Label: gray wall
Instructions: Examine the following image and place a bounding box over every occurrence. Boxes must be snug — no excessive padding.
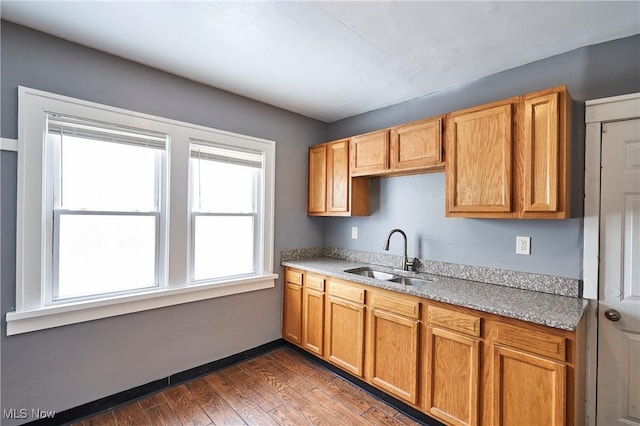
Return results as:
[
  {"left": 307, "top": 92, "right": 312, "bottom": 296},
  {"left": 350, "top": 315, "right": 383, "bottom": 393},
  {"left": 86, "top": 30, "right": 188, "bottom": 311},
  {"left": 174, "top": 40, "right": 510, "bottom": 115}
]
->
[
  {"left": 0, "top": 22, "right": 325, "bottom": 423},
  {"left": 324, "top": 34, "right": 640, "bottom": 279},
  {"left": 2, "top": 17, "right": 639, "bottom": 424}
]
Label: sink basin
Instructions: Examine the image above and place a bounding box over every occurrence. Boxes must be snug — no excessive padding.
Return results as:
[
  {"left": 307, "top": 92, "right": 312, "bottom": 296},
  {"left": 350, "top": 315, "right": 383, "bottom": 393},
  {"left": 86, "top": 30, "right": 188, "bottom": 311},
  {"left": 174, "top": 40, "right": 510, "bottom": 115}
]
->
[
  {"left": 389, "top": 276, "right": 433, "bottom": 286},
  {"left": 344, "top": 267, "right": 433, "bottom": 285},
  {"left": 344, "top": 267, "right": 395, "bottom": 280}
]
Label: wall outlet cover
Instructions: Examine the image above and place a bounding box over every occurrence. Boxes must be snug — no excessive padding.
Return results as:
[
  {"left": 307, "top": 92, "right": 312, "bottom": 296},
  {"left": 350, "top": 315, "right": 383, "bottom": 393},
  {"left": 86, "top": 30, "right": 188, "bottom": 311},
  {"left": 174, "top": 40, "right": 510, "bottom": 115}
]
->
[
  {"left": 351, "top": 226, "right": 358, "bottom": 239},
  {"left": 516, "top": 236, "right": 531, "bottom": 255}
]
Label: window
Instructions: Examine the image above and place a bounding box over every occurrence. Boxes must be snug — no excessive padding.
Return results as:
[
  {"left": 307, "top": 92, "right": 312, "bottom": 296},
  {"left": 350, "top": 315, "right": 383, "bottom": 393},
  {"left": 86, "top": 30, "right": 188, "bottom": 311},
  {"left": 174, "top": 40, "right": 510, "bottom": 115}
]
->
[
  {"left": 48, "top": 116, "right": 167, "bottom": 301},
  {"left": 190, "top": 142, "right": 263, "bottom": 282},
  {"left": 8, "top": 86, "right": 276, "bottom": 335}
]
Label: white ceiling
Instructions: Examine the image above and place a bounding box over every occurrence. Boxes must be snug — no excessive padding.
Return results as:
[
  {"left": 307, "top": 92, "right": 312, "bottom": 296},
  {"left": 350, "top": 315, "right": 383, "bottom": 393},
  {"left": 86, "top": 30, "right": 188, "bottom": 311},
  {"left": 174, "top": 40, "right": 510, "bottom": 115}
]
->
[{"left": 2, "top": 1, "right": 639, "bottom": 122}]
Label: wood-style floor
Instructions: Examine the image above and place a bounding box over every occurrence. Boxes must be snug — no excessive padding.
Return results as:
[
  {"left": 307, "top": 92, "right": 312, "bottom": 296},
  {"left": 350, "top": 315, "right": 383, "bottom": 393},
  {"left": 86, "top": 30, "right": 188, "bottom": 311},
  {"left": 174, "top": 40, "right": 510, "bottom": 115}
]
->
[{"left": 72, "top": 346, "right": 423, "bottom": 426}]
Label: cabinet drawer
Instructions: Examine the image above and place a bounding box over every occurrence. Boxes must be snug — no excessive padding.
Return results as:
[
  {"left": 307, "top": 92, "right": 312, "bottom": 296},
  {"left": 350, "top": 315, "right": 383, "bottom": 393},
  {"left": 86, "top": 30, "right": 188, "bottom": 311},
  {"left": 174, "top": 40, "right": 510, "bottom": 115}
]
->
[
  {"left": 285, "top": 269, "right": 303, "bottom": 286},
  {"left": 371, "top": 292, "right": 420, "bottom": 319},
  {"left": 428, "top": 305, "right": 481, "bottom": 337},
  {"left": 305, "top": 273, "right": 325, "bottom": 291},
  {"left": 493, "top": 322, "right": 566, "bottom": 361},
  {"left": 328, "top": 280, "right": 365, "bottom": 304}
]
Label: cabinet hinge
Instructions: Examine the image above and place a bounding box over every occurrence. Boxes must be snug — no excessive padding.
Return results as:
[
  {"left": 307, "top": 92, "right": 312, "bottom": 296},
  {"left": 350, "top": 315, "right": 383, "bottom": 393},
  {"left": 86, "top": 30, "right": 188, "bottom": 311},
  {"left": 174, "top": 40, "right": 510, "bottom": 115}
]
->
[{"left": 602, "top": 124, "right": 607, "bottom": 133}]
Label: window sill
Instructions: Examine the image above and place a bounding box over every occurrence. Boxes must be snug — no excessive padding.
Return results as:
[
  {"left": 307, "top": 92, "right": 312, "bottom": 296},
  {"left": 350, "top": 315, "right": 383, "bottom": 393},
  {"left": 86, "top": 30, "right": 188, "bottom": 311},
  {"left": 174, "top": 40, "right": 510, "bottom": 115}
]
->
[{"left": 6, "top": 274, "right": 278, "bottom": 335}]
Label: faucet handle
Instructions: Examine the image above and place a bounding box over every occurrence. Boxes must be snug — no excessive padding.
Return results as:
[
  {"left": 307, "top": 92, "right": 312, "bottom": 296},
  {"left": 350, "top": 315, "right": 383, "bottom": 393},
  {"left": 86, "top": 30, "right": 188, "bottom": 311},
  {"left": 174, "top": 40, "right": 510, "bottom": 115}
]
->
[{"left": 406, "top": 257, "right": 415, "bottom": 272}]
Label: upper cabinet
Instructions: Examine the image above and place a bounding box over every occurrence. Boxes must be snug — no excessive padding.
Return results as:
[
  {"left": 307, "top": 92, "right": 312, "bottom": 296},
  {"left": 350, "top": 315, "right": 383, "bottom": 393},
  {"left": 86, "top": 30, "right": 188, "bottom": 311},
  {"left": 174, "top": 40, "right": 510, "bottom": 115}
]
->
[
  {"left": 307, "top": 144, "right": 328, "bottom": 214},
  {"left": 307, "top": 138, "right": 370, "bottom": 217},
  {"left": 446, "top": 100, "right": 516, "bottom": 214},
  {"left": 391, "top": 117, "right": 444, "bottom": 173},
  {"left": 308, "top": 85, "right": 572, "bottom": 219},
  {"left": 308, "top": 116, "right": 444, "bottom": 216},
  {"left": 350, "top": 129, "right": 390, "bottom": 176},
  {"left": 522, "top": 90, "right": 568, "bottom": 217},
  {"left": 446, "top": 86, "right": 572, "bottom": 219},
  {"left": 350, "top": 117, "right": 445, "bottom": 177}
]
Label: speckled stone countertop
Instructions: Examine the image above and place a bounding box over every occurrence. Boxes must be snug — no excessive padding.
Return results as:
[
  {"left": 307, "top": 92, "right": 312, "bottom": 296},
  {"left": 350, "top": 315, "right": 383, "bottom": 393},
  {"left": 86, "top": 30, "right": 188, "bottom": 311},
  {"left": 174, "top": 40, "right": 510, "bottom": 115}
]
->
[{"left": 281, "top": 257, "right": 588, "bottom": 331}]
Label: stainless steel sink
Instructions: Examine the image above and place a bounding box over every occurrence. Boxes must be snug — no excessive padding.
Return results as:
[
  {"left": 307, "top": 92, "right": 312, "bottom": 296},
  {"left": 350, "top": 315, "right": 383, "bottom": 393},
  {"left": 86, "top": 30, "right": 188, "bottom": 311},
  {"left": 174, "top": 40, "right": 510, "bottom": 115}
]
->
[
  {"left": 344, "top": 267, "right": 395, "bottom": 280},
  {"left": 344, "top": 267, "right": 433, "bottom": 286},
  {"left": 389, "top": 276, "right": 433, "bottom": 286}
]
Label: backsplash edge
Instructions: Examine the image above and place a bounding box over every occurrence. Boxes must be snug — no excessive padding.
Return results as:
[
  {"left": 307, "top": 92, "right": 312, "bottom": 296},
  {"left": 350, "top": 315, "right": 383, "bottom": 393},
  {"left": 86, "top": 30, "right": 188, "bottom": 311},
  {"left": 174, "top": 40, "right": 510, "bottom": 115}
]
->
[{"left": 280, "top": 247, "right": 582, "bottom": 297}]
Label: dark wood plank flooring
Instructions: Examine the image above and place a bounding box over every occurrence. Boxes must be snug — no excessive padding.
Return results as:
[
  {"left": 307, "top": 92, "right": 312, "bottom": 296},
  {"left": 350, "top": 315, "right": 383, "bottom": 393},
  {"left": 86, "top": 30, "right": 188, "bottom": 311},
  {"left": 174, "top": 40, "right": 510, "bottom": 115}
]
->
[{"left": 72, "top": 346, "right": 422, "bottom": 425}]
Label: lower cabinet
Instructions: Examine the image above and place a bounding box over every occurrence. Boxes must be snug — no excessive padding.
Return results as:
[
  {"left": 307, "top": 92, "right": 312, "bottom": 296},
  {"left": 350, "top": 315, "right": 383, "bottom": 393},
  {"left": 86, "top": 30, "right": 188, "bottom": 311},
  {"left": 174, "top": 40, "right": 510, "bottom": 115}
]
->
[
  {"left": 491, "top": 345, "right": 566, "bottom": 426},
  {"left": 325, "top": 279, "right": 366, "bottom": 376},
  {"left": 367, "top": 291, "right": 420, "bottom": 404},
  {"left": 302, "top": 273, "right": 325, "bottom": 356},
  {"left": 489, "top": 321, "right": 570, "bottom": 426},
  {"left": 425, "top": 304, "right": 481, "bottom": 426},
  {"left": 282, "top": 267, "right": 585, "bottom": 426},
  {"left": 282, "top": 269, "right": 303, "bottom": 345}
]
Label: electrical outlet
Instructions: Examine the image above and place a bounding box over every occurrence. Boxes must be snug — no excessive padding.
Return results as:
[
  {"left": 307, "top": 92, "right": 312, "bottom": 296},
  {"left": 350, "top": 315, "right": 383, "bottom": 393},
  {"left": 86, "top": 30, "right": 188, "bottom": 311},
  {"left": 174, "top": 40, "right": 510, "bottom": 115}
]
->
[
  {"left": 516, "top": 236, "right": 531, "bottom": 255},
  {"left": 351, "top": 226, "right": 358, "bottom": 239}
]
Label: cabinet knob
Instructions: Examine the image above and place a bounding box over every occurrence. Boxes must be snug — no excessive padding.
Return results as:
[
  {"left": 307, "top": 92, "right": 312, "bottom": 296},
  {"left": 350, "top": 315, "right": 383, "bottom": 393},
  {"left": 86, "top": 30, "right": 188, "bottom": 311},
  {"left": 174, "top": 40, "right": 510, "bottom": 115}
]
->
[{"left": 604, "top": 309, "right": 621, "bottom": 322}]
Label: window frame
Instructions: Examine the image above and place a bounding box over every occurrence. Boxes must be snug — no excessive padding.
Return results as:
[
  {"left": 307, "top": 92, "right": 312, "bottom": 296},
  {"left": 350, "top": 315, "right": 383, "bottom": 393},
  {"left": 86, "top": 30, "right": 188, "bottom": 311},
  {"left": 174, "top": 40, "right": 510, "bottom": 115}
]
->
[
  {"left": 8, "top": 86, "right": 277, "bottom": 335},
  {"left": 47, "top": 120, "right": 168, "bottom": 303},
  {"left": 188, "top": 140, "right": 265, "bottom": 284}
]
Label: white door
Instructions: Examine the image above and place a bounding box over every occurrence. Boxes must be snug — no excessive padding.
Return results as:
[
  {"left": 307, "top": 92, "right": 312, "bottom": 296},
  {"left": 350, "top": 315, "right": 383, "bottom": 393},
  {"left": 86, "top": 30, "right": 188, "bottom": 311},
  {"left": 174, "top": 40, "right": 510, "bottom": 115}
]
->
[{"left": 598, "top": 118, "right": 640, "bottom": 425}]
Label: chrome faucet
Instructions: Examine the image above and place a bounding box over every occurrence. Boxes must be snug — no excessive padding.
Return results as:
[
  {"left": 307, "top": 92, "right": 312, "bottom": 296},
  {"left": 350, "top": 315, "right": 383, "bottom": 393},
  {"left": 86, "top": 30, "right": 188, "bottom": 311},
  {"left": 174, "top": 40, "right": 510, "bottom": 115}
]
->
[{"left": 383, "top": 228, "right": 415, "bottom": 271}]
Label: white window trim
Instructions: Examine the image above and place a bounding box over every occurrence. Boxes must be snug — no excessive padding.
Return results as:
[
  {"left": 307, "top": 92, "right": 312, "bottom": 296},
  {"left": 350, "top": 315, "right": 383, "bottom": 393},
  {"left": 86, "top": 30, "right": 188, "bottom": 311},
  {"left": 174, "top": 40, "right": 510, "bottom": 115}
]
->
[
  {"left": 1, "top": 137, "right": 18, "bottom": 151},
  {"left": 7, "top": 86, "right": 277, "bottom": 335}
]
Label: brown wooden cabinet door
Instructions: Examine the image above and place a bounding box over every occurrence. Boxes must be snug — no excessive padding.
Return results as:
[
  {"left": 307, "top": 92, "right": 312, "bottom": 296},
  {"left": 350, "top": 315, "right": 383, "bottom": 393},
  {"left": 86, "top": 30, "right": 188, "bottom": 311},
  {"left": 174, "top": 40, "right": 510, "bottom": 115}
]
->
[
  {"left": 308, "top": 138, "right": 369, "bottom": 217},
  {"left": 523, "top": 91, "right": 560, "bottom": 213},
  {"left": 302, "top": 287, "right": 324, "bottom": 356},
  {"left": 445, "top": 86, "right": 570, "bottom": 219},
  {"left": 350, "top": 129, "right": 390, "bottom": 176},
  {"left": 425, "top": 326, "right": 480, "bottom": 426},
  {"left": 307, "top": 145, "right": 327, "bottom": 214},
  {"left": 367, "top": 308, "right": 420, "bottom": 404},
  {"left": 327, "top": 140, "right": 349, "bottom": 213},
  {"left": 492, "top": 345, "right": 566, "bottom": 426},
  {"left": 325, "top": 295, "right": 365, "bottom": 377},
  {"left": 446, "top": 102, "right": 514, "bottom": 215},
  {"left": 283, "top": 281, "right": 303, "bottom": 345},
  {"left": 391, "top": 118, "right": 443, "bottom": 171}
]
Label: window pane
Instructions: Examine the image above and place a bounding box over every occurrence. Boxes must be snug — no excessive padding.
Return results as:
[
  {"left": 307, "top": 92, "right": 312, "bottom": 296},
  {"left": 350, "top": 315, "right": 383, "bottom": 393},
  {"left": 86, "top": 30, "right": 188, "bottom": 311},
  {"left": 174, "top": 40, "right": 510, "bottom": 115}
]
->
[
  {"left": 56, "top": 215, "right": 157, "bottom": 300},
  {"left": 192, "top": 159, "right": 258, "bottom": 213},
  {"left": 193, "top": 216, "right": 255, "bottom": 281},
  {"left": 59, "top": 134, "right": 159, "bottom": 211}
]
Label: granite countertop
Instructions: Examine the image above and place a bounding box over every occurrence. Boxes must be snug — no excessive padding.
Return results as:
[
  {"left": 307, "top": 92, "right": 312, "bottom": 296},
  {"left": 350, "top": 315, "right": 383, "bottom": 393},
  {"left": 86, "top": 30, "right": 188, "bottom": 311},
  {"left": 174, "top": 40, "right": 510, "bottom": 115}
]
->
[{"left": 281, "top": 257, "right": 588, "bottom": 331}]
